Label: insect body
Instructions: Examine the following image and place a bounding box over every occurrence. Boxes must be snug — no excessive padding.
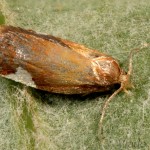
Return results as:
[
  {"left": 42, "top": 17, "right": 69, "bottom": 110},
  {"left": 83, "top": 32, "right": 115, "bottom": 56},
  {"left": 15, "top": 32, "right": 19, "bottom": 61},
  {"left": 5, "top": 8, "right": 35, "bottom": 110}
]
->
[{"left": 0, "top": 25, "right": 128, "bottom": 94}]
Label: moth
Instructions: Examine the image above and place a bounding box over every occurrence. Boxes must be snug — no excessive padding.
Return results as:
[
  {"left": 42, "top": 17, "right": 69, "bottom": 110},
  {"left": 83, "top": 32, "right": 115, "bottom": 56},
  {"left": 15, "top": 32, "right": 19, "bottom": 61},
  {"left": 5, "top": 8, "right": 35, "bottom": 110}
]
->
[
  {"left": 0, "top": 25, "right": 147, "bottom": 138},
  {"left": 0, "top": 25, "right": 130, "bottom": 94}
]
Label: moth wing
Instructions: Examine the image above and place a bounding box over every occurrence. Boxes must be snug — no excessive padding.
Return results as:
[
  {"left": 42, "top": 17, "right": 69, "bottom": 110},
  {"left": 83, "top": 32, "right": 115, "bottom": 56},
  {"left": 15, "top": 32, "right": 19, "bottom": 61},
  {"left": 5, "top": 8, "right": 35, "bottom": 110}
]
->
[
  {"left": 59, "top": 38, "right": 107, "bottom": 59},
  {"left": 0, "top": 26, "right": 104, "bottom": 94}
]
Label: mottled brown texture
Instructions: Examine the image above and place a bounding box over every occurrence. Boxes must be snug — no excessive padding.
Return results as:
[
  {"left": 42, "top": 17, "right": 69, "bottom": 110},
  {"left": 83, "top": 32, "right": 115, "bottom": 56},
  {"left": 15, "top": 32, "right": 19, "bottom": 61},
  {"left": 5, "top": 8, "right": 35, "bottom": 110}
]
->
[{"left": 0, "top": 25, "right": 123, "bottom": 94}]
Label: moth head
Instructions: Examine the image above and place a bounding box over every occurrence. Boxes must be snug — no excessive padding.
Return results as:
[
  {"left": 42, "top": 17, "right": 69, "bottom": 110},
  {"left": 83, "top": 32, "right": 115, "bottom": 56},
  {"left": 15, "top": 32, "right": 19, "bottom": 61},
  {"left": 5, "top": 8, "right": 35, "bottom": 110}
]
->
[
  {"left": 119, "top": 70, "right": 133, "bottom": 94},
  {"left": 121, "top": 43, "right": 149, "bottom": 90},
  {"left": 118, "top": 45, "right": 146, "bottom": 93}
]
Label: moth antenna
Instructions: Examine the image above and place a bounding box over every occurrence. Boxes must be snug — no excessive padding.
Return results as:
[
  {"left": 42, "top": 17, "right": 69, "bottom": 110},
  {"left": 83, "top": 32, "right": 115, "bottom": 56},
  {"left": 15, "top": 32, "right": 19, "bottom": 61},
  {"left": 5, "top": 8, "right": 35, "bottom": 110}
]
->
[
  {"left": 98, "top": 85, "right": 123, "bottom": 140},
  {"left": 128, "top": 43, "right": 149, "bottom": 76},
  {"left": 98, "top": 43, "right": 149, "bottom": 141}
]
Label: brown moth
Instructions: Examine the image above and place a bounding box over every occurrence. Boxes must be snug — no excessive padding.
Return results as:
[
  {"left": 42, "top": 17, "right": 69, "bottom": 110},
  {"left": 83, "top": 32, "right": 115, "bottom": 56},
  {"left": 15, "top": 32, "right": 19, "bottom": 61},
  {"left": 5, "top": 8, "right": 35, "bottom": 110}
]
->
[
  {"left": 0, "top": 25, "right": 129, "bottom": 94},
  {"left": 0, "top": 25, "right": 148, "bottom": 138}
]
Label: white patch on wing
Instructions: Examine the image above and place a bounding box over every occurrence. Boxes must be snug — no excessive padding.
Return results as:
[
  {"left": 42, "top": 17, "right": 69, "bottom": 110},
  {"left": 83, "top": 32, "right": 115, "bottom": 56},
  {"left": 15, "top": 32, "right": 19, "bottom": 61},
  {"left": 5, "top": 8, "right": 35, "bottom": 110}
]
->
[{"left": 5, "top": 67, "right": 36, "bottom": 88}]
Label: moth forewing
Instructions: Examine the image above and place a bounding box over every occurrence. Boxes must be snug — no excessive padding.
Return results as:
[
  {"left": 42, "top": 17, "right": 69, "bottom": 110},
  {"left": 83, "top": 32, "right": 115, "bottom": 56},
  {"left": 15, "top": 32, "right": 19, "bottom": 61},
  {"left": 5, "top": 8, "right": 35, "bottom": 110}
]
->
[{"left": 0, "top": 25, "right": 123, "bottom": 94}]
